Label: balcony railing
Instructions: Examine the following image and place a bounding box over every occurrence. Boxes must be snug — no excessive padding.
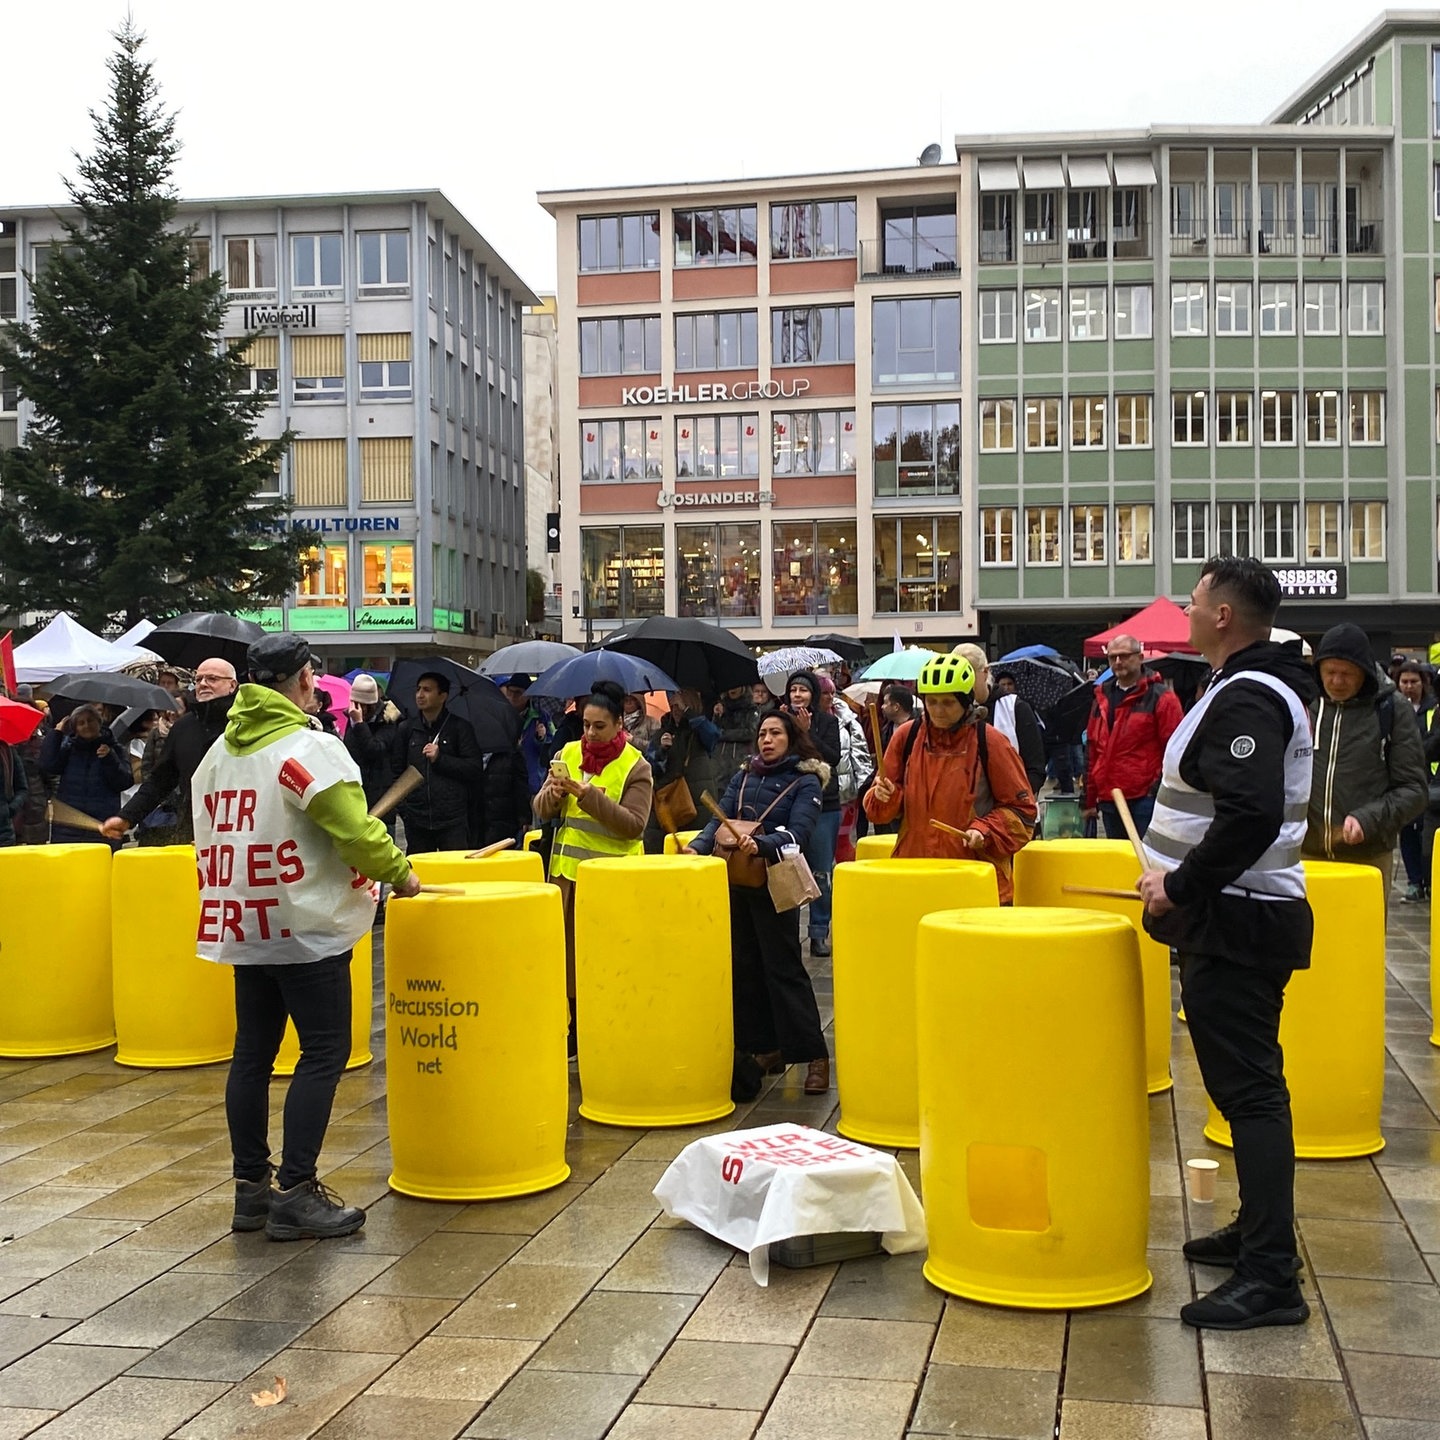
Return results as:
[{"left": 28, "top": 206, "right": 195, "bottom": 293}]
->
[
  {"left": 1169, "top": 218, "right": 1383, "bottom": 258},
  {"left": 979, "top": 222, "right": 1151, "bottom": 264},
  {"left": 859, "top": 239, "right": 959, "bottom": 281}
]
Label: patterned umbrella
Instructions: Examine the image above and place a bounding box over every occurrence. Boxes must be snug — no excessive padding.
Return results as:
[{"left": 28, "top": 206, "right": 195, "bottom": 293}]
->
[
  {"left": 756, "top": 645, "right": 843, "bottom": 677},
  {"left": 989, "top": 656, "right": 1083, "bottom": 715}
]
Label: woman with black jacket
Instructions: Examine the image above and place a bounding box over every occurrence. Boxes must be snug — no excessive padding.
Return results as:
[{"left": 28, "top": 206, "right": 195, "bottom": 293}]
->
[
  {"left": 39, "top": 705, "right": 130, "bottom": 847},
  {"left": 783, "top": 669, "right": 842, "bottom": 957},
  {"left": 343, "top": 676, "right": 400, "bottom": 818}
]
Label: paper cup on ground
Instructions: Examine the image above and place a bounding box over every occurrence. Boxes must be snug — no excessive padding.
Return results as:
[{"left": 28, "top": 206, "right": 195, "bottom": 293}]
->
[{"left": 1186, "top": 1158, "right": 1220, "bottom": 1203}]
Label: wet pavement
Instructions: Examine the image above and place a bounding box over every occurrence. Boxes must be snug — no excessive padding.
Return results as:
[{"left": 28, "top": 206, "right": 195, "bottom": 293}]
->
[{"left": 0, "top": 899, "right": 1432, "bottom": 1438}]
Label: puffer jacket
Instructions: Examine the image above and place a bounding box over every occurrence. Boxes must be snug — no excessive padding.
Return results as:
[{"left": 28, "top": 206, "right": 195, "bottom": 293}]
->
[
  {"left": 688, "top": 755, "right": 826, "bottom": 862},
  {"left": 1084, "top": 669, "right": 1183, "bottom": 809},
  {"left": 393, "top": 706, "right": 485, "bottom": 830},
  {"left": 835, "top": 704, "right": 874, "bottom": 804},
  {"left": 1305, "top": 623, "right": 1427, "bottom": 859},
  {"left": 39, "top": 725, "right": 130, "bottom": 841}
]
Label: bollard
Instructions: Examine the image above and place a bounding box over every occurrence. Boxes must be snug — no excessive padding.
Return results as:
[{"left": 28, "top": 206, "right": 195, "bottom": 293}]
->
[
  {"left": 575, "top": 854, "right": 733, "bottom": 1127},
  {"left": 409, "top": 850, "right": 545, "bottom": 885},
  {"left": 113, "top": 847, "right": 234, "bottom": 1068},
  {"left": 918, "top": 907, "right": 1151, "bottom": 1309},
  {"left": 386, "top": 881, "right": 570, "bottom": 1199},
  {"left": 1012, "top": 840, "right": 1172, "bottom": 1095},
  {"left": 273, "top": 933, "right": 374, "bottom": 1076},
  {"left": 833, "top": 859, "right": 998, "bottom": 1148},
  {"left": 661, "top": 829, "right": 702, "bottom": 856},
  {"left": 854, "top": 833, "right": 898, "bottom": 861},
  {"left": 1204, "top": 860, "right": 1385, "bottom": 1158}
]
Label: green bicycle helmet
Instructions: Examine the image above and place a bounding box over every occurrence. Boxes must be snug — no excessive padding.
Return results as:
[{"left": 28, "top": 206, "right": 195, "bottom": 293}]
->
[{"left": 916, "top": 653, "right": 976, "bottom": 696}]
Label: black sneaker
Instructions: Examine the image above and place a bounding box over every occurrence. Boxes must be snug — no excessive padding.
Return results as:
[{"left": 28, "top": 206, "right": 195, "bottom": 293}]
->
[
  {"left": 809, "top": 936, "right": 832, "bottom": 958},
  {"left": 265, "top": 1178, "right": 366, "bottom": 1241},
  {"left": 232, "top": 1176, "right": 272, "bottom": 1233},
  {"left": 1180, "top": 1272, "right": 1309, "bottom": 1330},
  {"left": 1182, "top": 1220, "right": 1242, "bottom": 1267}
]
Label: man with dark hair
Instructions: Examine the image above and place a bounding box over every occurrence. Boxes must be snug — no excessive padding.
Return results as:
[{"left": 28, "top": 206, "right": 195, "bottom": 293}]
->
[
  {"left": 393, "top": 670, "right": 484, "bottom": 853},
  {"left": 1138, "top": 555, "right": 1316, "bottom": 1330}
]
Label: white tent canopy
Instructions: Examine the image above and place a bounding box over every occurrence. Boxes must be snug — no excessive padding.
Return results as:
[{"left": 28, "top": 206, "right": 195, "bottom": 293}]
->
[
  {"left": 13, "top": 613, "right": 156, "bottom": 684},
  {"left": 114, "top": 618, "right": 156, "bottom": 648}
]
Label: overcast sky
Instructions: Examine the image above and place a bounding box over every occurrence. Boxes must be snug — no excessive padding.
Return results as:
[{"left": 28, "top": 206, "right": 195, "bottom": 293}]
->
[{"left": 3, "top": 1, "right": 1386, "bottom": 294}]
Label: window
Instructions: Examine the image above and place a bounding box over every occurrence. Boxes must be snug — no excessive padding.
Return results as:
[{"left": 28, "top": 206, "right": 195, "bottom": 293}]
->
[
  {"left": 879, "top": 203, "right": 957, "bottom": 273},
  {"left": 579, "top": 212, "right": 660, "bottom": 272},
  {"left": 979, "top": 398, "right": 1016, "bottom": 453},
  {"left": 1070, "top": 505, "right": 1106, "bottom": 564},
  {"left": 1067, "top": 189, "right": 1103, "bottom": 246},
  {"left": 357, "top": 543, "right": 414, "bottom": 610},
  {"left": 772, "top": 520, "right": 858, "bottom": 617},
  {"left": 1069, "top": 287, "right": 1106, "bottom": 341},
  {"left": 358, "top": 333, "right": 413, "bottom": 400},
  {"left": 1261, "top": 389, "right": 1298, "bottom": 445},
  {"left": 1215, "top": 282, "right": 1252, "bottom": 336},
  {"left": 1170, "top": 183, "right": 1199, "bottom": 242},
  {"left": 358, "top": 231, "right": 409, "bottom": 294},
  {"left": 1172, "top": 502, "right": 1210, "bottom": 562},
  {"left": 1070, "top": 395, "right": 1106, "bottom": 449},
  {"left": 1, "top": 235, "right": 16, "bottom": 321},
  {"left": 1024, "top": 287, "right": 1060, "bottom": 342},
  {"left": 1349, "top": 390, "right": 1384, "bottom": 445},
  {"left": 1115, "top": 394, "right": 1152, "bottom": 448},
  {"left": 292, "top": 334, "right": 345, "bottom": 404},
  {"left": 1260, "top": 282, "right": 1297, "bottom": 335},
  {"left": 1171, "top": 281, "right": 1206, "bottom": 336},
  {"left": 874, "top": 515, "right": 962, "bottom": 612},
  {"left": 579, "top": 316, "right": 661, "bottom": 375},
  {"left": 1434, "top": 162, "right": 1440, "bottom": 220},
  {"left": 1172, "top": 390, "right": 1207, "bottom": 446},
  {"left": 771, "top": 410, "right": 856, "bottom": 474},
  {"left": 676, "top": 310, "right": 759, "bottom": 370},
  {"left": 291, "top": 233, "right": 341, "bottom": 294},
  {"left": 872, "top": 297, "right": 960, "bottom": 384},
  {"left": 1113, "top": 284, "right": 1153, "bottom": 339},
  {"left": 1024, "top": 191, "right": 1058, "bottom": 245},
  {"left": 1024, "top": 396, "right": 1061, "bottom": 451},
  {"left": 980, "top": 194, "right": 1014, "bottom": 262},
  {"left": 1303, "top": 281, "right": 1340, "bottom": 335},
  {"left": 1260, "top": 501, "right": 1298, "bottom": 562},
  {"left": 226, "top": 235, "right": 275, "bottom": 294},
  {"left": 771, "top": 306, "right": 854, "bottom": 365},
  {"left": 872, "top": 403, "right": 960, "bottom": 496},
  {"left": 186, "top": 237, "right": 211, "bottom": 283},
  {"left": 1024, "top": 506, "right": 1062, "bottom": 565},
  {"left": 581, "top": 418, "right": 663, "bottom": 481},
  {"left": 1350, "top": 501, "right": 1385, "bottom": 559},
  {"left": 1305, "top": 389, "right": 1340, "bottom": 445},
  {"left": 770, "top": 199, "right": 857, "bottom": 259},
  {"left": 979, "top": 289, "right": 1016, "bottom": 343},
  {"left": 675, "top": 413, "right": 760, "bottom": 479},
  {"left": 234, "top": 336, "right": 278, "bottom": 396},
  {"left": 298, "top": 544, "right": 348, "bottom": 607},
  {"left": 1305, "top": 501, "right": 1342, "bottom": 560},
  {"left": 1215, "top": 501, "right": 1253, "bottom": 557},
  {"left": 0, "top": 368, "right": 16, "bottom": 412},
  {"left": 581, "top": 526, "right": 665, "bottom": 620},
  {"left": 1116, "top": 504, "right": 1153, "bottom": 562},
  {"left": 676, "top": 522, "right": 761, "bottom": 618},
  {"left": 1347, "top": 281, "right": 1384, "bottom": 335},
  {"left": 1112, "top": 187, "right": 1144, "bottom": 244},
  {"left": 1216, "top": 391, "right": 1252, "bottom": 446},
  {"left": 674, "top": 206, "right": 758, "bottom": 267},
  {"left": 980, "top": 507, "right": 1017, "bottom": 566}
]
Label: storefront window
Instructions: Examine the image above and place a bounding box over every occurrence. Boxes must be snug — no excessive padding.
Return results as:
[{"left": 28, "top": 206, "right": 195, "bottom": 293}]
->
[
  {"left": 361, "top": 543, "right": 414, "bottom": 606},
  {"left": 872, "top": 403, "right": 960, "bottom": 497},
  {"left": 771, "top": 410, "right": 857, "bottom": 475},
  {"left": 772, "top": 520, "right": 858, "bottom": 619},
  {"left": 675, "top": 414, "right": 760, "bottom": 479},
  {"left": 676, "top": 523, "right": 761, "bottom": 619},
  {"left": 297, "top": 544, "right": 347, "bottom": 605},
  {"left": 873, "top": 516, "right": 961, "bottom": 613},
  {"left": 581, "top": 526, "right": 665, "bottom": 622}
]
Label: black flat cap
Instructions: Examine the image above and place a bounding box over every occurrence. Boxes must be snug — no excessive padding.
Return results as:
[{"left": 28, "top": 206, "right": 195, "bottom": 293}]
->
[{"left": 247, "top": 635, "right": 314, "bottom": 685}]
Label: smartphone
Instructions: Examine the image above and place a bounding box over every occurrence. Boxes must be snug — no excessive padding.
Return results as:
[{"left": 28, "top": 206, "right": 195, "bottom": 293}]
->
[{"left": 549, "top": 759, "right": 568, "bottom": 780}]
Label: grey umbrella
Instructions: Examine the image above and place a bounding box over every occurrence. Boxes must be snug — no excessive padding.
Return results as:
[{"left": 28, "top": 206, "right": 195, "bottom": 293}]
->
[
  {"left": 47, "top": 672, "right": 179, "bottom": 720},
  {"left": 477, "top": 640, "right": 581, "bottom": 679}
]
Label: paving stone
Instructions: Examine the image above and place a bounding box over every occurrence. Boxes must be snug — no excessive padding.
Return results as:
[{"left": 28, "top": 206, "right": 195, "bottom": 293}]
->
[
  {"left": 1298, "top": 1219, "right": 1430, "bottom": 1282},
  {"left": 930, "top": 1301, "right": 1065, "bottom": 1372},
  {"left": 361, "top": 1232, "right": 520, "bottom": 1300},
  {"left": 325, "top": 1195, "right": 463, "bottom": 1256},
  {"left": 0, "top": 1250, "right": 180, "bottom": 1323},
  {"left": 0, "top": 1408, "right": 54, "bottom": 1438},
  {"left": 1342, "top": 1351, "right": 1440, "bottom": 1421},
  {"left": 312, "top": 1394, "right": 480, "bottom": 1440},
  {"left": 21, "top": 1375, "right": 226, "bottom": 1440},
  {"left": 0, "top": 1324, "right": 75, "bottom": 1375},
  {"left": 681, "top": 1265, "right": 835, "bottom": 1346},
  {"left": 757, "top": 1373, "right": 913, "bottom": 1439},
  {"left": 1206, "top": 1373, "right": 1363, "bottom": 1440},
  {"left": 606, "top": 1405, "right": 758, "bottom": 1440},
  {"left": 464, "top": 1369, "right": 637, "bottom": 1439},
  {"left": 1063, "top": 1314, "right": 1203, "bottom": 1409},
  {"left": 635, "top": 1339, "right": 792, "bottom": 1410},
  {"left": 529, "top": 1291, "right": 696, "bottom": 1376},
  {"left": 437, "top": 1264, "right": 603, "bottom": 1342},
  {"left": 365, "top": 1337, "right": 536, "bottom": 1403},
  {"left": 1318, "top": 1277, "right": 1440, "bottom": 1357},
  {"left": 212, "top": 1251, "right": 395, "bottom": 1324},
  {"left": 598, "top": 1229, "right": 733, "bottom": 1295},
  {"left": 575, "top": 1162, "right": 671, "bottom": 1209},
  {"left": 818, "top": 1252, "right": 944, "bottom": 1323},
  {"left": 1362, "top": 1420, "right": 1440, "bottom": 1439},
  {"left": 1104, "top": 1249, "right": 1195, "bottom": 1320},
  {"left": 792, "top": 1317, "right": 933, "bottom": 1383},
  {"left": 510, "top": 1203, "right": 655, "bottom": 1269},
  {"left": 171, "top": 1232, "right": 317, "bottom": 1278},
  {"left": 54, "top": 1272, "right": 250, "bottom": 1350},
  {"left": 1057, "top": 1400, "right": 1207, "bottom": 1439},
  {"left": 0, "top": 1220, "right": 138, "bottom": 1283},
  {"left": 910, "top": 1363, "right": 1059, "bottom": 1439},
  {"left": 297, "top": 1295, "right": 455, "bottom": 1353},
  {"left": 0, "top": 1345, "right": 147, "bottom": 1411},
  {"left": 106, "top": 1193, "right": 233, "bottom": 1256},
  {"left": 1373, "top": 1131, "right": 1440, "bottom": 1167},
  {"left": 563, "top": 1140, "right": 640, "bottom": 1185},
  {"left": 1200, "top": 1308, "right": 1343, "bottom": 1381},
  {"left": 126, "top": 1319, "right": 309, "bottom": 1381},
  {"left": 1293, "top": 1170, "right": 1400, "bottom": 1224},
  {"left": 440, "top": 1184, "right": 588, "bottom": 1237}
]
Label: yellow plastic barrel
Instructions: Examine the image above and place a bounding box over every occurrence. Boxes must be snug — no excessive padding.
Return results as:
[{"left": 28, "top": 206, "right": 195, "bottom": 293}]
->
[
  {"left": 273, "top": 933, "right": 374, "bottom": 1076},
  {"left": 854, "top": 833, "right": 898, "bottom": 861},
  {"left": 523, "top": 828, "right": 543, "bottom": 851},
  {"left": 0, "top": 845, "right": 116, "bottom": 1057},
  {"left": 385, "top": 881, "right": 569, "bottom": 1199},
  {"left": 1204, "top": 860, "right": 1385, "bottom": 1158},
  {"left": 1012, "top": 840, "right": 1173, "bottom": 1095},
  {"left": 833, "top": 859, "right": 998, "bottom": 1148},
  {"left": 574, "top": 855, "right": 733, "bottom": 1127},
  {"left": 662, "top": 829, "right": 702, "bottom": 855},
  {"left": 918, "top": 907, "right": 1151, "bottom": 1309},
  {"left": 409, "top": 850, "right": 545, "bottom": 885},
  {"left": 112, "top": 847, "right": 234, "bottom": 1068},
  {"left": 1432, "top": 845, "right": 1440, "bottom": 1050}
]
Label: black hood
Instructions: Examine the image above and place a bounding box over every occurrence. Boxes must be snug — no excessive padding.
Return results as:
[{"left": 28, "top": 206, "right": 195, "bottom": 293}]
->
[
  {"left": 1315, "top": 623, "right": 1381, "bottom": 699},
  {"left": 1219, "top": 639, "right": 1318, "bottom": 708}
]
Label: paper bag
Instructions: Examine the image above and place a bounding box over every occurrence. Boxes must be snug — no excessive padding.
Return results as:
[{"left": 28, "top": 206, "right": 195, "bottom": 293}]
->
[{"left": 766, "top": 849, "right": 820, "bottom": 912}]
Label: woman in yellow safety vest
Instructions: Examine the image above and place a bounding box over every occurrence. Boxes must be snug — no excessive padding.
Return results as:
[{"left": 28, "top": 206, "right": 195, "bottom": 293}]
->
[{"left": 534, "top": 679, "right": 654, "bottom": 1056}]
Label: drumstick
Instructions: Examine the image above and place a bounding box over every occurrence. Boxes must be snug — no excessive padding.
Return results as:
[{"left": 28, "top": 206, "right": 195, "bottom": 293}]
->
[
  {"left": 1063, "top": 884, "right": 1143, "bottom": 900},
  {"left": 699, "top": 790, "right": 748, "bottom": 847},
  {"left": 368, "top": 765, "right": 424, "bottom": 819},
  {"left": 393, "top": 884, "right": 468, "bottom": 897},
  {"left": 464, "top": 837, "right": 516, "bottom": 859},
  {"left": 48, "top": 799, "right": 105, "bottom": 835},
  {"left": 1110, "top": 789, "right": 1149, "bottom": 871},
  {"left": 928, "top": 817, "right": 968, "bottom": 838},
  {"left": 866, "top": 701, "right": 885, "bottom": 767}
]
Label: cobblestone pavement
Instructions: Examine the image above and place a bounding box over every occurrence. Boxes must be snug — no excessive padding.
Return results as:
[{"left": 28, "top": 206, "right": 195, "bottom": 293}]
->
[{"left": 0, "top": 900, "right": 1432, "bottom": 1439}]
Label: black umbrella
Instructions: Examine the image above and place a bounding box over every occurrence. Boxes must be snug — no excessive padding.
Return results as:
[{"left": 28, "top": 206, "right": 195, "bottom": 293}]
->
[
  {"left": 1045, "top": 679, "right": 1098, "bottom": 744},
  {"left": 145, "top": 613, "right": 263, "bottom": 670},
  {"left": 989, "top": 655, "right": 1083, "bottom": 716},
  {"left": 603, "top": 616, "right": 759, "bottom": 696},
  {"left": 1148, "top": 651, "right": 1209, "bottom": 710},
  {"left": 804, "top": 632, "right": 869, "bottom": 665},
  {"left": 47, "top": 672, "right": 179, "bottom": 721},
  {"left": 387, "top": 657, "right": 519, "bottom": 753}
]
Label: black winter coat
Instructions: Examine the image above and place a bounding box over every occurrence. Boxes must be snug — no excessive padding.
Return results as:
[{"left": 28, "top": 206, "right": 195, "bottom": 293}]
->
[
  {"left": 39, "top": 725, "right": 129, "bottom": 842},
  {"left": 689, "top": 756, "right": 825, "bottom": 862},
  {"left": 119, "top": 694, "right": 235, "bottom": 842},
  {"left": 782, "top": 705, "right": 841, "bottom": 810},
  {"left": 344, "top": 710, "right": 400, "bottom": 809},
  {"left": 393, "top": 706, "right": 484, "bottom": 829},
  {"left": 471, "top": 747, "right": 533, "bottom": 848}
]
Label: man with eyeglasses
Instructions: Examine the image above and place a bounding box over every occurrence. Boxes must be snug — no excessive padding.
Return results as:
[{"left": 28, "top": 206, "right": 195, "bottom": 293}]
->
[
  {"left": 103, "top": 657, "right": 240, "bottom": 844},
  {"left": 1083, "top": 633, "right": 1183, "bottom": 840}
]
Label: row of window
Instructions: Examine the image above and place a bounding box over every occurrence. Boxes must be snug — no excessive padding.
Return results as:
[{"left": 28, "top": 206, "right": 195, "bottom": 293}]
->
[
  {"left": 210, "top": 232, "right": 410, "bottom": 297},
  {"left": 234, "top": 334, "right": 412, "bottom": 405},
  {"left": 294, "top": 541, "right": 415, "bottom": 608}
]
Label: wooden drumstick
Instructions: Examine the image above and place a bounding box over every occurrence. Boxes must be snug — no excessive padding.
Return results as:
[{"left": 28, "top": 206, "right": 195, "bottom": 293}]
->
[
  {"left": 928, "top": 817, "right": 968, "bottom": 838},
  {"left": 400, "top": 885, "right": 467, "bottom": 896},
  {"left": 1063, "top": 884, "right": 1143, "bottom": 900},
  {"left": 1110, "top": 788, "right": 1149, "bottom": 871},
  {"left": 368, "top": 765, "right": 423, "bottom": 820},
  {"left": 699, "top": 790, "right": 748, "bottom": 847},
  {"left": 48, "top": 799, "right": 105, "bottom": 834},
  {"left": 866, "top": 701, "right": 885, "bottom": 768},
  {"left": 464, "top": 837, "right": 516, "bottom": 859}
]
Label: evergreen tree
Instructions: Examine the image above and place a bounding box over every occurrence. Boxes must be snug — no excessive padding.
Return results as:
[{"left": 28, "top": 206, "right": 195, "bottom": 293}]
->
[{"left": 0, "top": 21, "right": 304, "bottom": 631}]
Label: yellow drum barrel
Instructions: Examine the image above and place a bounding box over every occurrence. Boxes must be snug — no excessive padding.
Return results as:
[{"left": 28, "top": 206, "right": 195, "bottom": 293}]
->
[
  {"left": 661, "top": 829, "right": 702, "bottom": 855},
  {"left": 918, "top": 907, "right": 1151, "bottom": 1309},
  {"left": 854, "top": 833, "right": 899, "bottom": 861},
  {"left": 409, "top": 850, "right": 545, "bottom": 885},
  {"left": 523, "top": 828, "right": 543, "bottom": 851},
  {"left": 0, "top": 845, "right": 115, "bottom": 1056},
  {"left": 1432, "top": 846, "right": 1440, "bottom": 1050},
  {"left": 1205, "top": 860, "right": 1385, "bottom": 1158},
  {"left": 385, "top": 881, "right": 570, "bottom": 1199},
  {"left": 833, "top": 859, "right": 998, "bottom": 1148},
  {"left": 273, "top": 933, "right": 374, "bottom": 1076},
  {"left": 574, "top": 855, "right": 733, "bottom": 1127},
  {"left": 1013, "top": 840, "right": 1173, "bottom": 1095},
  {"left": 112, "top": 847, "right": 234, "bottom": 1068}
]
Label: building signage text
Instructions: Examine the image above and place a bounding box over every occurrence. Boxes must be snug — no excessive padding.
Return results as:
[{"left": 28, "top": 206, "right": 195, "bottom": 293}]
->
[
  {"left": 1269, "top": 566, "right": 1347, "bottom": 599},
  {"left": 257, "top": 516, "right": 404, "bottom": 535},
  {"left": 242, "top": 303, "right": 317, "bottom": 330},
  {"left": 658, "top": 490, "right": 775, "bottom": 508},
  {"left": 621, "top": 378, "right": 811, "bottom": 407}
]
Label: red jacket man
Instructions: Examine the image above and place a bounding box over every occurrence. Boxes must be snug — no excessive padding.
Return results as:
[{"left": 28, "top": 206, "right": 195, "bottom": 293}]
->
[{"left": 1084, "top": 635, "right": 1183, "bottom": 840}]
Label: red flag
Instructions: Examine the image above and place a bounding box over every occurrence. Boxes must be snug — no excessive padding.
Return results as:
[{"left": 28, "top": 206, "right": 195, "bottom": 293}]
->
[{"left": 0, "top": 633, "right": 14, "bottom": 696}]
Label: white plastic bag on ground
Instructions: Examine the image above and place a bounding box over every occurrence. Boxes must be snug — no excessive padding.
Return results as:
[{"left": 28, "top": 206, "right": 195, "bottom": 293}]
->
[{"left": 652, "top": 1123, "right": 927, "bottom": 1285}]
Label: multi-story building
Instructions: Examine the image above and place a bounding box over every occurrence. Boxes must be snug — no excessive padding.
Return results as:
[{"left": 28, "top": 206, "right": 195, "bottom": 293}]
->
[
  {"left": 0, "top": 190, "right": 537, "bottom": 664},
  {"left": 542, "top": 12, "right": 1440, "bottom": 655},
  {"left": 523, "top": 296, "right": 562, "bottom": 637}
]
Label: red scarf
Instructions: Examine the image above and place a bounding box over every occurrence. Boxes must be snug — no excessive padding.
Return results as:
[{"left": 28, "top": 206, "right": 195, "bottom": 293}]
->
[{"left": 580, "top": 729, "right": 629, "bottom": 775}]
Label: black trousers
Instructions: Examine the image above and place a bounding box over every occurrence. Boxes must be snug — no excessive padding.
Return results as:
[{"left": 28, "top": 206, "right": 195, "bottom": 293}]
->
[
  {"left": 730, "top": 885, "right": 827, "bottom": 1063},
  {"left": 1179, "top": 950, "right": 1298, "bottom": 1287},
  {"left": 227, "top": 953, "right": 352, "bottom": 1189},
  {"left": 404, "top": 819, "right": 468, "bottom": 854}
]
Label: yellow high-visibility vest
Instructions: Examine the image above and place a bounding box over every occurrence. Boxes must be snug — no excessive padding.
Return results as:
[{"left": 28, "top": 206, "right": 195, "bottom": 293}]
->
[{"left": 549, "top": 741, "right": 644, "bottom": 882}]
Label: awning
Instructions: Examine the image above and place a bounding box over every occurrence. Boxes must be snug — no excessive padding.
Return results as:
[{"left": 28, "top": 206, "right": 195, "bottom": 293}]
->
[
  {"left": 977, "top": 158, "right": 1020, "bottom": 192},
  {"left": 1112, "top": 155, "right": 1159, "bottom": 187},
  {"left": 1021, "top": 157, "right": 1065, "bottom": 190},
  {"left": 1065, "top": 156, "right": 1112, "bottom": 188}
]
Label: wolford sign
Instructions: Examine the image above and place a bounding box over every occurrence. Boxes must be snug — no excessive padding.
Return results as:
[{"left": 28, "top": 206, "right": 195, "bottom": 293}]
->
[{"left": 621, "top": 378, "right": 810, "bottom": 407}]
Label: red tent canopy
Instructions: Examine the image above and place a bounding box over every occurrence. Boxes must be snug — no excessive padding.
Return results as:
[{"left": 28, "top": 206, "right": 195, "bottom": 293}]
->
[{"left": 1084, "top": 597, "right": 1197, "bottom": 659}]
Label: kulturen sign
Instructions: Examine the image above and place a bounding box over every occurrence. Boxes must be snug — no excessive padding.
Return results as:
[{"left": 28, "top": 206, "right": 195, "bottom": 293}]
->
[
  {"left": 257, "top": 517, "right": 404, "bottom": 535},
  {"left": 242, "top": 303, "right": 317, "bottom": 330},
  {"left": 621, "top": 378, "right": 811, "bottom": 407}
]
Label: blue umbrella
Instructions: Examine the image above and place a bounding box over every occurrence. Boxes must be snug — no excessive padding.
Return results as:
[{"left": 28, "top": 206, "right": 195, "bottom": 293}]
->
[
  {"left": 998, "top": 643, "right": 1062, "bottom": 662},
  {"left": 529, "top": 650, "right": 680, "bottom": 701}
]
